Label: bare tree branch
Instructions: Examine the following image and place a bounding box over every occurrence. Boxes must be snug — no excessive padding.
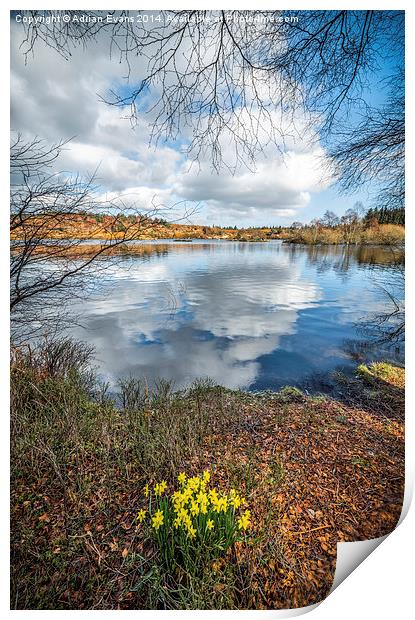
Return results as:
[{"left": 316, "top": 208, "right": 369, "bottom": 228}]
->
[
  {"left": 15, "top": 11, "right": 403, "bottom": 179},
  {"left": 10, "top": 133, "right": 197, "bottom": 343}
]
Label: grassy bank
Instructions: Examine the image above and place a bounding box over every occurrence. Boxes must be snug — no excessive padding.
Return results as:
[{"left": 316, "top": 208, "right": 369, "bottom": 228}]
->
[
  {"left": 11, "top": 342, "right": 404, "bottom": 609},
  {"left": 283, "top": 223, "right": 404, "bottom": 246}
]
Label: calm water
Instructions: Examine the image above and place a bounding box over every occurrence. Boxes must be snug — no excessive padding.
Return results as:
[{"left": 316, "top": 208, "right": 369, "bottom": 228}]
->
[{"left": 69, "top": 240, "right": 404, "bottom": 391}]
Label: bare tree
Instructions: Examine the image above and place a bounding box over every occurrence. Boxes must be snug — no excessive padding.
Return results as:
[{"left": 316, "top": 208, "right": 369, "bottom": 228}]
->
[
  {"left": 357, "top": 251, "right": 405, "bottom": 344},
  {"left": 308, "top": 218, "right": 323, "bottom": 244},
  {"left": 290, "top": 221, "right": 303, "bottom": 230},
  {"left": 340, "top": 208, "right": 361, "bottom": 244},
  {"left": 10, "top": 133, "right": 193, "bottom": 343},
  {"left": 330, "top": 80, "right": 404, "bottom": 210},
  {"left": 16, "top": 9, "right": 404, "bottom": 200},
  {"left": 321, "top": 210, "right": 339, "bottom": 228}
]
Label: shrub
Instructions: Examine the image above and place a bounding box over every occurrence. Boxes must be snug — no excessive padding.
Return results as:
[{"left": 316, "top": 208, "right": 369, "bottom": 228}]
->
[
  {"left": 278, "top": 386, "right": 304, "bottom": 402},
  {"left": 375, "top": 224, "right": 405, "bottom": 245}
]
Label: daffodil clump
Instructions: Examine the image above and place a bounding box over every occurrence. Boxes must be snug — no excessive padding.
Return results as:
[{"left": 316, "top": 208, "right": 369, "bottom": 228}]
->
[{"left": 137, "top": 471, "right": 251, "bottom": 572}]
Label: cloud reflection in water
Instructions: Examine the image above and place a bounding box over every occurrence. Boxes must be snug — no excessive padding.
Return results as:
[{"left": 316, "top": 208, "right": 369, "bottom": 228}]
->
[{"left": 71, "top": 242, "right": 320, "bottom": 388}]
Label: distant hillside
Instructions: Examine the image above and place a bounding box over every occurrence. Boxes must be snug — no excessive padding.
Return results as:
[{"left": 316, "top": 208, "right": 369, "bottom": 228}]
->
[
  {"left": 11, "top": 212, "right": 405, "bottom": 246},
  {"left": 10, "top": 213, "right": 285, "bottom": 242}
]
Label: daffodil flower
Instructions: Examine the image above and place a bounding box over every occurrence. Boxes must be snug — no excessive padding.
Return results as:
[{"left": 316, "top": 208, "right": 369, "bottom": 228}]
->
[
  {"left": 190, "top": 500, "right": 200, "bottom": 516},
  {"left": 137, "top": 508, "right": 146, "bottom": 523},
  {"left": 152, "top": 509, "right": 164, "bottom": 530},
  {"left": 178, "top": 472, "right": 187, "bottom": 485},
  {"left": 237, "top": 510, "right": 251, "bottom": 530}
]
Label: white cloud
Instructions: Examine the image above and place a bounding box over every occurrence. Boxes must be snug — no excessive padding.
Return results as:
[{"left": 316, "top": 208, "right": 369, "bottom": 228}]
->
[
  {"left": 58, "top": 141, "right": 180, "bottom": 194},
  {"left": 174, "top": 148, "right": 330, "bottom": 219},
  {"left": 10, "top": 20, "right": 334, "bottom": 225}
]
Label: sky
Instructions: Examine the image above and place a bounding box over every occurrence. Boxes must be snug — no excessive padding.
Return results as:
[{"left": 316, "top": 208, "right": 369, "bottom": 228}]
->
[{"left": 10, "top": 12, "right": 391, "bottom": 227}]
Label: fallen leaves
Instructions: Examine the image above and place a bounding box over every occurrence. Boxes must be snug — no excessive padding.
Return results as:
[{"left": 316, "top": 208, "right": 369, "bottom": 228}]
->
[
  {"left": 11, "top": 366, "right": 404, "bottom": 610},
  {"left": 38, "top": 513, "right": 50, "bottom": 523},
  {"left": 190, "top": 369, "right": 404, "bottom": 608}
]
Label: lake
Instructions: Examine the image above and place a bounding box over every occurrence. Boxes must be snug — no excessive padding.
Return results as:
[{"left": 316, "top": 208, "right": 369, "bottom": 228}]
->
[{"left": 69, "top": 240, "right": 404, "bottom": 391}]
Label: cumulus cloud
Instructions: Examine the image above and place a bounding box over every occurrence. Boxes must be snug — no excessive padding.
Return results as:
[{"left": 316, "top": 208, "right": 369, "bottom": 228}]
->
[
  {"left": 10, "top": 19, "right": 334, "bottom": 225},
  {"left": 10, "top": 23, "right": 180, "bottom": 185},
  {"left": 174, "top": 148, "right": 331, "bottom": 221}
]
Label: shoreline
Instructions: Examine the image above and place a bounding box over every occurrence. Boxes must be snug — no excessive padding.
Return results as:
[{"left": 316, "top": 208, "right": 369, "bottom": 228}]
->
[{"left": 11, "top": 222, "right": 405, "bottom": 246}]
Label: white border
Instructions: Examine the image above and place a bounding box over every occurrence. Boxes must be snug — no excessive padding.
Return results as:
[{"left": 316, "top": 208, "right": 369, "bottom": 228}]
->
[{"left": 2, "top": 1, "right": 413, "bottom": 618}]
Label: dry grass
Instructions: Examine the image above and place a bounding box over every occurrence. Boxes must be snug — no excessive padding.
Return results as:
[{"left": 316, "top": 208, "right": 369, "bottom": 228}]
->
[{"left": 285, "top": 224, "right": 404, "bottom": 246}]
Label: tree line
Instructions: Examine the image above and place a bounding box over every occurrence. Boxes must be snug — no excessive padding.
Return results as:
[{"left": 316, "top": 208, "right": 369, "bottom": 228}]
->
[{"left": 364, "top": 207, "right": 405, "bottom": 226}]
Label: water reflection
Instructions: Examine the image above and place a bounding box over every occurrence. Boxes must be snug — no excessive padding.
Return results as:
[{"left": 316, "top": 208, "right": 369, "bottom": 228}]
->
[{"left": 70, "top": 240, "right": 404, "bottom": 390}]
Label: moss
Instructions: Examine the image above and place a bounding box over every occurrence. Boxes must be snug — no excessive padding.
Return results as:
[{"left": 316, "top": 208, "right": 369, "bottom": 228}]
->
[
  {"left": 357, "top": 361, "right": 404, "bottom": 389},
  {"left": 277, "top": 386, "right": 304, "bottom": 402}
]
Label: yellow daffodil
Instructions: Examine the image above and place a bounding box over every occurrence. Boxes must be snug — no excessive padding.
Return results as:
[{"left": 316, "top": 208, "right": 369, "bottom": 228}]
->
[
  {"left": 190, "top": 500, "right": 200, "bottom": 516},
  {"left": 154, "top": 480, "right": 167, "bottom": 496},
  {"left": 187, "top": 525, "right": 197, "bottom": 539},
  {"left": 152, "top": 509, "right": 164, "bottom": 530},
  {"left": 187, "top": 476, "right": 201, "bottom": 492},
  {"left": 196, "top": 492, "right": 208, "bottom": 514},
  {"left": 209, "top": 488, "right": 218, "bottom": 503},
  {"left": 182, "top": 487, "right": 193, "bottom": 503},
  {"left": 216, "top": 496, "right": 228, "bottom": 512},
  {"left": 137, "top": 508, "right": 146, "bottom": 523},
  {"left": 230, "top": 494, "right": 242, "bottom": 509},
  {"left": 141, "top": 471, "right": 250, "bottom": 553},
  {"left": 172, "top": 490, "right": 182, "bottom": 505},
  {"left": 184, "top": 514, "right": 192, "bottom": 529},
  {"left": 211, "top": 498, "right": 221, "bottom": 513},
  {"left": 196, "top": 490, "right": 206, "bottom": 502},
  {"left": 237, "top": 510, "right": 251, "bottom": 530},
  {"left": 178, "top": 507, "right": 189, "bottom": 522}
]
